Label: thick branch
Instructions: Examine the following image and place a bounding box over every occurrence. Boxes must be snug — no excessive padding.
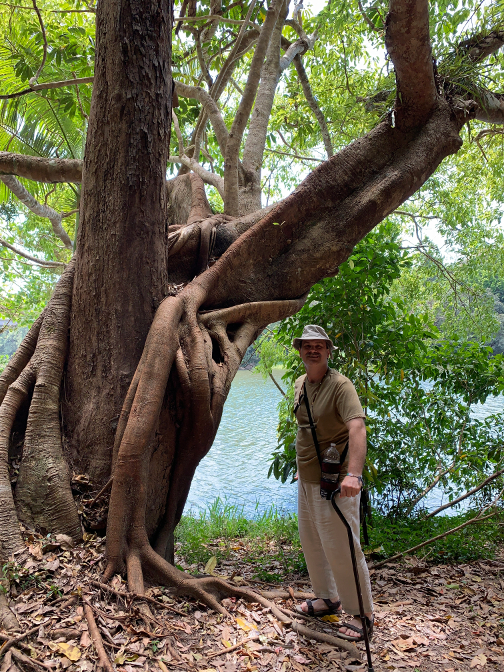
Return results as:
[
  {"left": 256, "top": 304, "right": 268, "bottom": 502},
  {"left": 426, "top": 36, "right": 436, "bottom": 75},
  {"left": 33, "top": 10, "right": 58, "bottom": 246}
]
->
[
  {"left": 242, "top": 4, "right": 286, "bottom": 179},
  {"left": 0, "top": 175, "right": 73, "bottom": 248},
  {"left": 168, "top": 156, "right": 225, "bottom": 197},
  {"left": 224, "top": 0, "right": 283, "bottom": 214},
  {"left": 424, "top": 467, "right": 504, "bottom": 519},
  {"left": 279, "top": 31, "right": 316, "bottom": 71},
  {"left": 180, "top": 25, "right": 259, "bottom": 175},
  {"left": 469, "top": 89, "right": 504, "bottom": 124},
  {"left": 385, "top": 0, "right": 437, "bottom": 129},
  {"left": 0, "top": 77, "right": 94, "bottom": 100},
  {"left": 0, "top": 238, "right": 66, "bottom": 267},
  {"left": 294, "top": 54, "right": 333, "bottom": 157},
  {"left": 174, "top": 81, "right": 229, "bottom": 155},
  {"left": 459, "top": 29, "right": 504, "bottom": 63},
  {"left": 0, "top": 152, "right": 82, "bottom": 183}
]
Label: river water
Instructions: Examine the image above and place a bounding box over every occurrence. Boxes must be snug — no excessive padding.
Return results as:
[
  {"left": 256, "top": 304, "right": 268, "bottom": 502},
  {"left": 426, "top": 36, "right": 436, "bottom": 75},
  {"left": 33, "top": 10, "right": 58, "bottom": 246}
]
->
[{"left": 186, "top": 370, "right": 503, "bottom": 518}]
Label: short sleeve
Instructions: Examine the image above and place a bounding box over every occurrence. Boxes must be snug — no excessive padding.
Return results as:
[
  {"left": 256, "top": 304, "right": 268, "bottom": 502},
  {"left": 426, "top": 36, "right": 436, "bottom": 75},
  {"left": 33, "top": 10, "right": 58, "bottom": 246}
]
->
[{"left": 334, "top": 377, "right": 365, "bottom": 424}]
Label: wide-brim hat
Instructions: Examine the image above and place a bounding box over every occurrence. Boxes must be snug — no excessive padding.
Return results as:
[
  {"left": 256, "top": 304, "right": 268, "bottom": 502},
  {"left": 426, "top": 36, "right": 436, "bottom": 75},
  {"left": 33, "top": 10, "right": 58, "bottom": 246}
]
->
[{"left": 292, "top": 324, "right": 335, "bottom": 353}]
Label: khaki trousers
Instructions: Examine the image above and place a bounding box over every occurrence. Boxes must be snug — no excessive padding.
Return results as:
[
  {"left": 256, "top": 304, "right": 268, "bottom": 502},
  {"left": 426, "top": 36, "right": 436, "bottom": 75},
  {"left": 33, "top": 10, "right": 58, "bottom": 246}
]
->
[{"left": 298, "top": 479, "right": 373, "bottom": 615}]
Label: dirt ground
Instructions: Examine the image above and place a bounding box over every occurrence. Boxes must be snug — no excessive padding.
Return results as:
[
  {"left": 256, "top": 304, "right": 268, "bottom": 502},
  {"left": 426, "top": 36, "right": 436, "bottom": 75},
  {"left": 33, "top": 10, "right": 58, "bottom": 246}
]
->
[{"left": 1, "top": 532, "right": 503, "bottom": 672}]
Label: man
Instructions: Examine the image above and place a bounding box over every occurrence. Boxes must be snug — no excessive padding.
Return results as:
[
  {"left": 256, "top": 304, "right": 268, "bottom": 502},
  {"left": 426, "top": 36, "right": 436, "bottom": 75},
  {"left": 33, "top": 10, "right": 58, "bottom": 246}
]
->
[{"left": 292, "top": 324, "right": 373, "bottom": 642}]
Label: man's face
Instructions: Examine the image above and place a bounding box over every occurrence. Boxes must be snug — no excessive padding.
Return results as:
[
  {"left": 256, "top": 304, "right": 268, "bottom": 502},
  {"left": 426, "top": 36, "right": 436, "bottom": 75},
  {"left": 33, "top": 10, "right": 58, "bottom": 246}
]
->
[{"left": 300, "top": 339, "right": 330, "bottom": 367}]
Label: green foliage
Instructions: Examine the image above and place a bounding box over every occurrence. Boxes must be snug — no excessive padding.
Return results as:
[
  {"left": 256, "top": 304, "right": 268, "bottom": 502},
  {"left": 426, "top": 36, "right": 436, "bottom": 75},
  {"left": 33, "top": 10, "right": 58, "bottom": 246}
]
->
[
  {"left": 263, "top": 222, "right": 504, "bottom": 516},
  {"left": 175, "top": 500, "right": 504, "bottom": 574},
  {"left": 366, "top": 509, "right": 504, "bottom": 564},
  {"left": 175, "top": 498, "right": 303, "bottom": 577}
]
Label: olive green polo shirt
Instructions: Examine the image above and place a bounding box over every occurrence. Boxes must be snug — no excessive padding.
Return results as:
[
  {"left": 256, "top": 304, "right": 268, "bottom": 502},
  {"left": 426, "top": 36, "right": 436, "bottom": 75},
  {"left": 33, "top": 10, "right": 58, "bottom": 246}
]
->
[{"left": 294, "top": 368, "right": 365, "bottom": 483}]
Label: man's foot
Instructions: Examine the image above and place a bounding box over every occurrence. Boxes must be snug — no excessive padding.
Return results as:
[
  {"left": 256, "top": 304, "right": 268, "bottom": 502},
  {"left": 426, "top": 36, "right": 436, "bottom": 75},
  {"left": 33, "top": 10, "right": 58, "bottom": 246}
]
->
[
  {"left": 338, "top": 615, "right": 374, "bottom": 641},
  {"left": 296, "top": 598, "right": 342, "bottom": 617}
]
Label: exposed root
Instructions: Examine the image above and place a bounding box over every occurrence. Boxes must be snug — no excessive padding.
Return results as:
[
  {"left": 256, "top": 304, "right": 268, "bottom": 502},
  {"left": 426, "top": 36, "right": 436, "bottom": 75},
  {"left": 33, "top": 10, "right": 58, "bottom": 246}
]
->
[
  {"left": 15, "top": 259, "right": 81, "bottom": 540},
  {"left": 0, "top": 626, "right": 39, "bottom": 657},
  {"left": 0, "top": 259, "right": 81, "bottom": 565},
  {"left": 83, "top": 601, "right": 115, "bottom": 672}
]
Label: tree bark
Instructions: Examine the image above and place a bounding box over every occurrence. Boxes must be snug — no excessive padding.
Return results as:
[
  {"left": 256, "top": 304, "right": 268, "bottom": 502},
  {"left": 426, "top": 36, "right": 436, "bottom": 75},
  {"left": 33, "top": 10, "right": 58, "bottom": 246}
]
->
[{"left": 62, "top": 0, "right": 173, "bottom": 498}]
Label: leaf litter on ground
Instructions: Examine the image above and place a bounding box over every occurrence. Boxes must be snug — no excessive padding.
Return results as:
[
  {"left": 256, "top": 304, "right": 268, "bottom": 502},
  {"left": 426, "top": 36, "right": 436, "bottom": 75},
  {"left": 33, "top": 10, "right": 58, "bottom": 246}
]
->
[{"left": 1, "top": 528, "right": 504, "bottom": 672}]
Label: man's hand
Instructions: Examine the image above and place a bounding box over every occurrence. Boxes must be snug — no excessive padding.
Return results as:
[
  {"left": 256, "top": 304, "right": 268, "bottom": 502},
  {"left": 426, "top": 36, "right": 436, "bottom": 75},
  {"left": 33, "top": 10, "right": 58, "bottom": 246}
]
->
[{"left": 340, "top": 474, "right": 362, "bottom": 497}]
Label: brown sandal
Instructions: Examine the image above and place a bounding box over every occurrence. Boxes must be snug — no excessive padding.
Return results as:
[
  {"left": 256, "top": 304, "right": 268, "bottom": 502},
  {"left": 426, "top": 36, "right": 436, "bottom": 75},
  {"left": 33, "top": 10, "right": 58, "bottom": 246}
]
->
[
  {"left": 338, "top": 616, "right": 374, "bottom": 642},
  {"left": 296, "top": 598, "right": 342, "bottom": 617}
]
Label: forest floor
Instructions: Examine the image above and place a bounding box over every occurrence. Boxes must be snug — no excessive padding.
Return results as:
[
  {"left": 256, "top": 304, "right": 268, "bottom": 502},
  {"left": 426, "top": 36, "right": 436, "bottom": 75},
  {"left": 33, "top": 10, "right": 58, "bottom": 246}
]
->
[{"left": 1, "top": 530, "right": 504, "bottom": 672}]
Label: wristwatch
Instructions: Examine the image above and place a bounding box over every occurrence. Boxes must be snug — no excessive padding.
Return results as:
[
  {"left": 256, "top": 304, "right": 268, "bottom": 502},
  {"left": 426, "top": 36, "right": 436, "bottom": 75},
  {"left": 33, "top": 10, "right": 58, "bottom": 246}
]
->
[{"left": 347, "top": 473, "right": 363, "bottom": 485}]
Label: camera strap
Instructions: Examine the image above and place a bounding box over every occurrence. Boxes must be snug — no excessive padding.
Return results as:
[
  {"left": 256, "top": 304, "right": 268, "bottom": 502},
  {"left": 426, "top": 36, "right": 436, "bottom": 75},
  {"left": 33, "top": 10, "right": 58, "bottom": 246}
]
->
[
  {"left": 303, "top": 380, "right": 323, "bottom": 467},
  {"left": 302, "top": 379, "right": 349, "bottom": 469}
]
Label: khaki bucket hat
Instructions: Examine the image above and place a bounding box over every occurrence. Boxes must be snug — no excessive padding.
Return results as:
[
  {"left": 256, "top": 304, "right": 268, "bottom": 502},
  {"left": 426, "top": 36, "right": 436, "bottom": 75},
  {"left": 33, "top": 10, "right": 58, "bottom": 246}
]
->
[{"left": 292, "top": 324, "right": 335, "bottom": 353}]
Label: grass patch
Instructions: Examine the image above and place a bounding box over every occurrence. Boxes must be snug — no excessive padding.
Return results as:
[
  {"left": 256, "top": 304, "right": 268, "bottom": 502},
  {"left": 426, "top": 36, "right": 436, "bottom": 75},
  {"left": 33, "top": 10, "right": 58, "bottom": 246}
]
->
[
  {"left": 366, "top": 508, "right": 504, "bottom": 564},
  {"left": 175, "top": 498, "right": 304, "bottom": 579},
  {"left": 175, "top": 499, "right": 504, "bottom": 580}
]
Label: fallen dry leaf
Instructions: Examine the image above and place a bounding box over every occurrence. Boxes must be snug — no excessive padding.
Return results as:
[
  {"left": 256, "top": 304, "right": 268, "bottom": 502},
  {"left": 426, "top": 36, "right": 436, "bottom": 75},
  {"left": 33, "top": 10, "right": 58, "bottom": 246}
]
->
[
  {"left": 204, "top": 556, "right": 217, "bottom": 575},
  {"left": 56, "top": 642, "right": 81, "bottom": 662}
]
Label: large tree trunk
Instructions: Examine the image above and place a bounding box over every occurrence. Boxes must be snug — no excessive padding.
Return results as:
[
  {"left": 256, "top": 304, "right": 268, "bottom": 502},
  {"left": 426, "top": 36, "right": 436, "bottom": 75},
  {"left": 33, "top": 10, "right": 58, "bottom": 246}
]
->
[{"left": 62, "top": 0, "right": 172, "bottom": 497}]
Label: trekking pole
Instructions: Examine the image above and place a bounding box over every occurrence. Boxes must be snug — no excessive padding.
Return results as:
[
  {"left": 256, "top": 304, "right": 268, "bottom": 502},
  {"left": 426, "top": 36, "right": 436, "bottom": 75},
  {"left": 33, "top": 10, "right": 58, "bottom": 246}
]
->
[{"left": 331, "top": 487, "right": 374, "bottom": 672}]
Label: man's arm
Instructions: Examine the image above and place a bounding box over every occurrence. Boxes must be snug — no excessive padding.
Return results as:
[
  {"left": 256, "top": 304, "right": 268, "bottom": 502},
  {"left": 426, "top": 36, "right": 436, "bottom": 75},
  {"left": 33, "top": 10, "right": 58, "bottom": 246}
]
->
[{"left": 340, "top": 417, "right": 367, "bottom": 497}]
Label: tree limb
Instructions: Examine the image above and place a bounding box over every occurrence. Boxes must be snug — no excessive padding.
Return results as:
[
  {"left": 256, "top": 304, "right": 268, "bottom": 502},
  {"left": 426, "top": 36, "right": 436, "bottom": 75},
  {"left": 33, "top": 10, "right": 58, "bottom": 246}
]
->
[
  {"left": 0, "top": 152, "right": 82, "bottom": 183},
  {"left": 241, "top": 3, "right": 287, "bottom": 190},
  {"left": 168, "top": 156, "right": 225, "bottom": 198},
  {"left": 0, "top": 175, "right": 73, "bottom": 248},
  {"left": 279, "top": 31, "right": 316, "bottom": 71},
  {"left": 459, "top": 29, "right": 504, "bottom": 63},
  {"left": 0, "top": 237, "right": 66, "bottom": 267},
  {"left": 174, "top": 13, "right": 258, "bottom": 27},
  {"left": 294, "top": 54, "right": 333, "bottom": 157},
  {"left": 424, "top": 467, "right": 504, "bottom": 519},
  {"left": 371, "top": 511, "right": 497, "bottom": 569},
  {"left": 468, "top": 88, "right": 504, "bottom": 124},
  {"left": 385, "top": 0, "right": 437, "bottom": 129},
  {"left": 403, "top": 463, "right": 453, "bottom": 517},
  {"left": 357, "top": 0, "right": 380, "bottom": 32},
  {"left": 0, "top": 76, "right": 94, "bottom": 100},
  {"left": 224, "top": 0, "right": 283, "bottom": 214},
  {"left": 174, "top": 81, "right": 229, "bottom": 155},
  {"left": 195, "top": 31, "right": 214, "bottom": 89},
  {"left": 29, "top": 0, "right": 47, "bottom": 85},
  {"left": 180, "top": 24, "right": 259, "bottom": 175}
]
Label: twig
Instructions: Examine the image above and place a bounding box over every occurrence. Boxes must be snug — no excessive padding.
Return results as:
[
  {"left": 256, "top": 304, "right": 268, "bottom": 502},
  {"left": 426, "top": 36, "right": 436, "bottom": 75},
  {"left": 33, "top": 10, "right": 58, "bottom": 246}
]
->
[
  {"left": 264, "top": 147, "right": 322, "bottom": 162},
  {"left": 208, "top": 639, "right": 251, "bottom": 659},
  {"left": 357, "top": 0, "right": 379, "bottom": 32},
  {"left": 83, "top": 601, "right": 114, "bottom": 672},
  {"left": 89, "top": 580, "right": 188, "bottom": 617},
  {"left": 424, "top": 467, "right": 504, "bottom": 519},
  {"left": 87, "top": 478, "right": 113, "bottom": 507},
  {"left": 269, "top": 372, "right": 286, "bottom": 396},
  {"left": 0, "top": 625, "right": 39, "bottom": 659},
  {"left": 30, "top": 0, "right": 47, "bottom": 84},
  {"left": 371, "top": 511, "right": 497, "bottom": 569},
  {"left": 10, "top": 648, "right": 53, "bottom": 672},
  {"left": 0, "top": 238, "right": 66, "bottom": 267}
]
